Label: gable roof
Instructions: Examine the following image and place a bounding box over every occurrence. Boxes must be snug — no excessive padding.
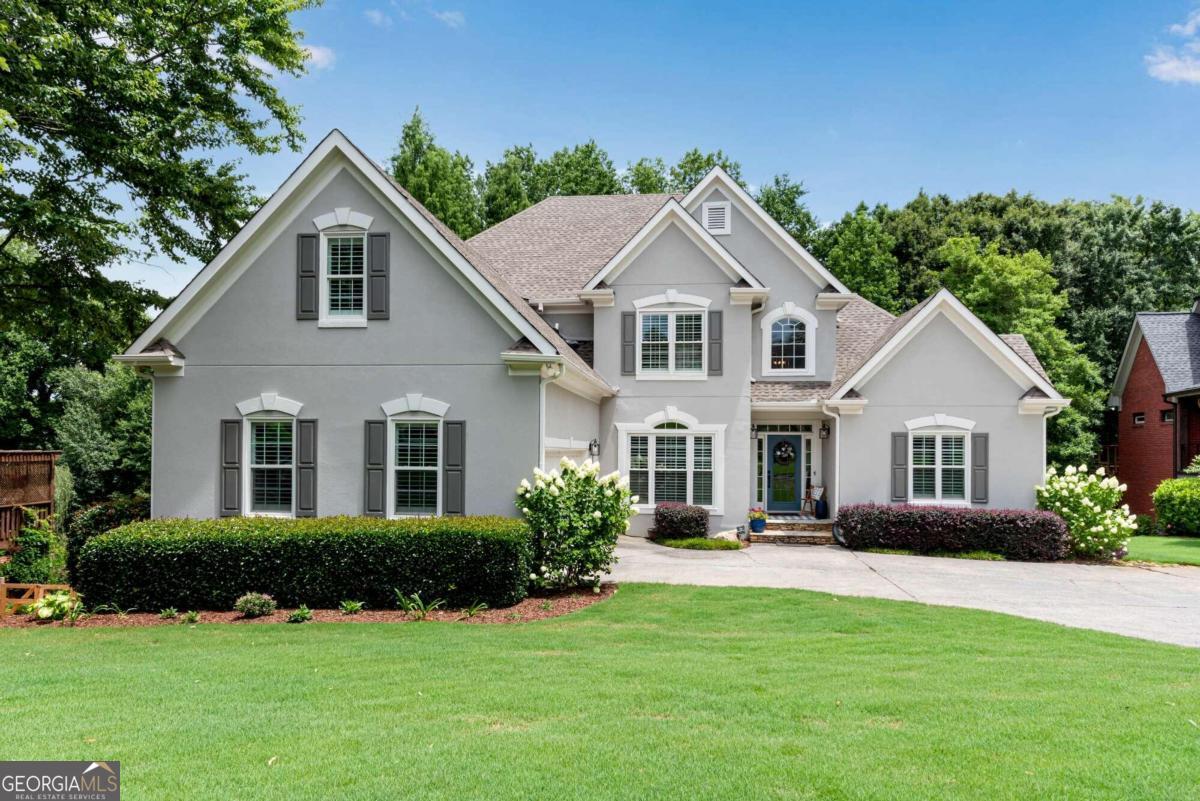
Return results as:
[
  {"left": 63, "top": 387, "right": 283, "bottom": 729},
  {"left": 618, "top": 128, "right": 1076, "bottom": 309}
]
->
[
  {"left": 753, "top": 292, "right": 1062, "bottom": 405},
  {"left": 468, "top": 194, "right": 676, "bottom": 301},
  {"left": 581, "top": 199, "right": 765, "bottom": 290},
  {"left": 122, "top": 130, "right": 611, "bottom": 393},
  {"left": 1111, "top": 311, "right": 1200, "bottom": 400},
  {"left": 681, "top": 167, "right": 850, "bottom": 294}
]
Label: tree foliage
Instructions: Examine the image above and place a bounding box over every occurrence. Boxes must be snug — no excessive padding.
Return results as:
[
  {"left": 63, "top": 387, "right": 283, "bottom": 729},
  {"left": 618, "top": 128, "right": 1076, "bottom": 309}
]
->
[
  {"left": 754, "top": 174, "right": 820, "bottom": 250},
  {"left": 389, "top": 109, "right": 484, "bottom": 238},
  {"left": 815, "top": 204, "right": 900, "bottom": 313}
]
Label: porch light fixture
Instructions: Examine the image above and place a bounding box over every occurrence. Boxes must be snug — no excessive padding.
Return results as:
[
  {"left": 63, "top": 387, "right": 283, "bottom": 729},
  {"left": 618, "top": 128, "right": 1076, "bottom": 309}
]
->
[
  {"left": 588, "top": 438, "right": 600, "bottom": 457},
  {"left": 818, "top": 422, "right": 831, "bottom": 440}
]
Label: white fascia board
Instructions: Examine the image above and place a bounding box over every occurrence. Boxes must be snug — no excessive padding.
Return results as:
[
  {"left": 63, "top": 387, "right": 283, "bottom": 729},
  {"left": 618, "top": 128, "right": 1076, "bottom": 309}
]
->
[
  {"left": 831, "top": 289, "right": 1063, "bottom": 402},
  {"left": 681, "top": 167, "right": 850, "bottom": 294},
  {"left": 1019, "top": 397, "right": 1072, "bottom": 415},
  {"left": 583, "top": 199, "right": 764, "bottom": 291},
  {"left": 730, "top": 287, "right": 769, "bottom": 305},
  {"left": 815, "top": 292, "right": 855, "bottom": 310},
  {"left": 501, "top": 352, "right": 613, "bottom": 401},
  {"left": 1108, "top": 320, "right": 1143, "bottom": 406},
  {"left": 750, "top": 400, "right": 823, "bottom": 411},
  {"left": 128, "top": 130, "right": 557, "bottom": 359},
  {"left": 822, "top": 399, "right": 867, "bottom": 415},
  {"left": 578, "top": 289, "right": 615, "bottom": 307}
]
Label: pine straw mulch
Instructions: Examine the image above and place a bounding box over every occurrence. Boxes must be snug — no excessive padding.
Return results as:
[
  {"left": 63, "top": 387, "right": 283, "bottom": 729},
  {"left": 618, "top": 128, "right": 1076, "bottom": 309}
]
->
[{"left": 0, "top": 584, "right": 617, "bottom": 629}]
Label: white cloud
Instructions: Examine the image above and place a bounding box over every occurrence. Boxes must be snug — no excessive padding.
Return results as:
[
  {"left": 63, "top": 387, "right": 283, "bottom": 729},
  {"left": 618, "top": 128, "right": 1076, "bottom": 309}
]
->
[
  {"left": 1148, "top": 10, "right": 1200, "bottom": 84},
  {"left": 303, "top": 44, "right": 337, "bottom": 71},
  {"left": 1170, "top": 9, "right": 1200, "bottom": 37},
  {"left": 364, "top": 9, "right": 393, "bottom": 28},
  {"left": 430, "top": 9, "right": 465, "bottom": 29}
]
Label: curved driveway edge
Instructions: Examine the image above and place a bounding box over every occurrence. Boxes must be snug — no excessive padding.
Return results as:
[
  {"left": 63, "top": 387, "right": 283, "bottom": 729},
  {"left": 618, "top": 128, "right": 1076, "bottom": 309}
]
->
[{"left": 608, "top": 536, "right": 1200, "bottom": 647}]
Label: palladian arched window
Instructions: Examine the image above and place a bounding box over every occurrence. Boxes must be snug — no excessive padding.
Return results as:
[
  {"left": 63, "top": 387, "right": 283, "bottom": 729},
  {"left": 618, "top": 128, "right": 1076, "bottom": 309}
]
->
[
  {"left": 771, "top": 317, "right": 807, "bottom": 371},
  {"left": 761, "top": 303, "right": 818, "bottom": 377}
]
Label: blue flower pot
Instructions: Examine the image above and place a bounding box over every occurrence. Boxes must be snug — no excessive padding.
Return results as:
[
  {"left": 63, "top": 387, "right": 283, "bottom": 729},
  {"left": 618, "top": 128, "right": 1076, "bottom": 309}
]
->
[{"left": 749, "top": 518, "right": 767, "bottom": 533}]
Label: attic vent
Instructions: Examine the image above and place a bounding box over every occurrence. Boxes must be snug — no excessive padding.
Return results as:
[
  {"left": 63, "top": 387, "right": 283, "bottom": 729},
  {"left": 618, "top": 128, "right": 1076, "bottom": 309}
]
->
[{"left": 702, "top": 201, "right": 731, "bottom": 235}]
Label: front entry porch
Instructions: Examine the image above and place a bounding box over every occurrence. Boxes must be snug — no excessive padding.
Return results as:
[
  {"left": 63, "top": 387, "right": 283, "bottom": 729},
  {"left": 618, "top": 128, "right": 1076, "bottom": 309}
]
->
[{"left": 751, "top": 420, "right": 833, "bottom": 519}]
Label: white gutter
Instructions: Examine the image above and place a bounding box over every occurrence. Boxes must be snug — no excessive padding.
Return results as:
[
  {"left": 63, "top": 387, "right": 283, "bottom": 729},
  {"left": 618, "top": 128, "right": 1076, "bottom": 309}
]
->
[{"left": 822, "top": 404, "right": 842, "bottom": 518}]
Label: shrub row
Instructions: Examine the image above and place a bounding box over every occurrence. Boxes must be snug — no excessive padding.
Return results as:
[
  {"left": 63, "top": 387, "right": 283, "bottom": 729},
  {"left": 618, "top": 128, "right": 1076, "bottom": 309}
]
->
[
  {"left": 652, "top": 502, "right": 709, "bottom": 539},
  {"left": 836, "top": 504, "right": 1070, "bottom": 562},
  {"left": 76, "top": 516, "right": 532, "bottom": 610},
  {"left": 65, "top": 493, "right": 150, "bottom": 580},
  {"left": 1153, "top": 479, "right": 1200, "bottom": 535}
]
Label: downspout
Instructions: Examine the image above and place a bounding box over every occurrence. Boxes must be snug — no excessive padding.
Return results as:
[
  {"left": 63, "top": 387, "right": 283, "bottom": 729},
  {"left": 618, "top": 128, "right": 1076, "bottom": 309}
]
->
[
  {"left": 822, "top": 404, "right": 841, "bottom": 518},
  {"left": 1042, "top": 405, "right": 1065, "bottom": 477},
  {"left": 538, "top": 362, "right": 564, "bottom": 471}
]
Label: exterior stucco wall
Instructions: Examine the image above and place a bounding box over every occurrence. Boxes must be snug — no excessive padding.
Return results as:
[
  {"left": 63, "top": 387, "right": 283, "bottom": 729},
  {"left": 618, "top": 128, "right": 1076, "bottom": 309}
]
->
[
  {"left": 541, "top": 312, "right": 593, "bottom": 342},
  {"left": 544, "top": 382, "right": 600, "bottom": 467},
  {"left": 593, "top": 223, "right": 751, "bottom": 535},
  {"left": 689, "top": 187, "right": 836, "bottom": 382},
  {"left": 153, "top": 165, "right": 541, "bottom": 518},
  {"left": 838, "top": 313, "right": 1045, "bottom": 510}
]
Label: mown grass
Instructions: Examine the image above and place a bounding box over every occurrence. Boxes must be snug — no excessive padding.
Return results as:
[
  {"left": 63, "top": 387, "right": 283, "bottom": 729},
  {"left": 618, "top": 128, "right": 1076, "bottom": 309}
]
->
[
  {"left": 655, "top": 536, "right": 743, "bottom": 550},
  {"left": 864, "top": 547, "right": 1006, "bottom": 561},
  {"left": 1125, "top": 535, "right": 1200, "bottom": 566},
  {"left": 3, "top": 584, "right": 1198, "bottom": 800}
]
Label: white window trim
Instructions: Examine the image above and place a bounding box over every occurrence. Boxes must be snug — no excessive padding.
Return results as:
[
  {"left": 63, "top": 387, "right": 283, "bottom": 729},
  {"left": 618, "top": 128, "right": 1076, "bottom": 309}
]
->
[
  {"left": 318, "top": 224, "right": 371, "bottom": 328},
  {"left": 616, "top": 411, "right": 726, "bottom": 515},
  {"left": 702, "top": 200, "right": 732, "bottom": 235},
  {"left": 387, "top": 413, "right": 442, "bottom": 518},
  {"left": 760, "top": 302, "right": 818, "bottom": 378},
  {"left": 635, "top": 294, "right": 709, "bottom": 381},
  {"left": 908, "top": 427, "right": 971, "bottom": 506},
  {"left": 243, "top": 410, "right": 297, "bottom": 519}
]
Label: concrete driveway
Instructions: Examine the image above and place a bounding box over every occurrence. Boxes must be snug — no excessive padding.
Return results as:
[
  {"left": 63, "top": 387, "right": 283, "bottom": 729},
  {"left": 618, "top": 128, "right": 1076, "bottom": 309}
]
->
[{"left": 609, "top": 537, "right": 1200, "bottom": 647}]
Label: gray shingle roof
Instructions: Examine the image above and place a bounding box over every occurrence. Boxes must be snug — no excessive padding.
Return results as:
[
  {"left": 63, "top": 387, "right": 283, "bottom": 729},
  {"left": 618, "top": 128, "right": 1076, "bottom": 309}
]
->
[
  {"left": 1137, "top": 312, "right": 1200, "bottom": 395},
  {"left": 999, "top": 334, "right": 1050, "bottom": 383},
  {"left": 468, "top": 194, "right": 677, "bottom": 301}
]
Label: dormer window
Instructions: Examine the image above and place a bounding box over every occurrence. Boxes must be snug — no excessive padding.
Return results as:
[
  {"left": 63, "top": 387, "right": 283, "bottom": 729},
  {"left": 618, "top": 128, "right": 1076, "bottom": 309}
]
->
[
  {"left": 702, "top": 201, "right": 731, "bottom": 235},
  {"left": 760, "top": 303, "right": 818, "bottom": 378}
]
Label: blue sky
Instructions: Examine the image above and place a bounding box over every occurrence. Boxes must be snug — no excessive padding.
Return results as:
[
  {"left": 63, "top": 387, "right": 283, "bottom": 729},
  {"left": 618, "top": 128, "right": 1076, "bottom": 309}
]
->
[{"left": 117, "top": 1, "right": 1200, "bottom": 295}]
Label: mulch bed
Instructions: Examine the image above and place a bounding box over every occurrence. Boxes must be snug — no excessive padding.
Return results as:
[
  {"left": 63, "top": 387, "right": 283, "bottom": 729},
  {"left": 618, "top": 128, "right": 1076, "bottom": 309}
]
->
[{"left": 0, "top": 584, "right": 617, "bottom": 629}]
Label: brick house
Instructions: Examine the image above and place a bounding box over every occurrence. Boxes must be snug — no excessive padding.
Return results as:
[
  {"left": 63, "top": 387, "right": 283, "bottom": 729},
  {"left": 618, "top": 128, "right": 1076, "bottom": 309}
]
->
[{"left": 1109, "top": 301, "right": 1200, "bottom": 515}]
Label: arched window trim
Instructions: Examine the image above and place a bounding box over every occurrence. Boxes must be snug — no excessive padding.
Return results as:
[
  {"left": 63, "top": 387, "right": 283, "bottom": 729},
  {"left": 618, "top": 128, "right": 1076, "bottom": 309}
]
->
[{"left": 760, "top": 302, "right": 818, "bottom": 377}]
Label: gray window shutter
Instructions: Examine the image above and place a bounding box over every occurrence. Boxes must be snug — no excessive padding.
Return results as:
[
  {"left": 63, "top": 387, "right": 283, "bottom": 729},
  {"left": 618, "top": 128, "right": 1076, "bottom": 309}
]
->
[
  {"left": 219, "top": 419, "right": 241, "bottom": 517},
  {"left": 367, "top": 232, "right": 390, "bottom": 320},
  {"left": 890, "top": 432, "right": 908, "bottom": 503},
  {"left": 971, "top": 432, "right": 989, "bottom": 504},
  {"left": 621, "top": 312, "right": 636, "bottom": 375},
  {"left": 297, "top": 234, "right": 319, "bottom": 320},
  {"left": 296, "top": 419, "right": 317, "bottom": 517},
  {"left": 443, "top": 420, "right": 466, "bottom": 516},
  {"left": 364, "top": 421, "right": 386, "bottom": 517},
  {"left": 708, "top": 310, "right": 723, "bottom": 375}
]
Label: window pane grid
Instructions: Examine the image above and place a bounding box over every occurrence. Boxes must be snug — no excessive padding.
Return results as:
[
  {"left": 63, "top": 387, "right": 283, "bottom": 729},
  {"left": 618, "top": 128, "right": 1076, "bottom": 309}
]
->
[
  {"left": 771, "top": 317, "right": 807, "bottom": 370},
  {"left": 250, "top": 420, "right": 293, "bottom": 513},
  {"left": 639, "top": 311, "right": 704, "bottom": 373},
  {"left": 632, "top": 433, "right": 716, "bottom": 508},
  {"left": 911, "top": 433, "right": 968, "bottom": 501},
  {"left": 395, "top": 422, "right": 439, "bottom": 468},
  {"left": 393, "top": 421, "right": 438, "bottom": 515},
  {"left": 327, "top": 237, "right": 364, "bottom": 275},
  {"left": 326, "top": 236, "right": 364, "bottom": 316}
]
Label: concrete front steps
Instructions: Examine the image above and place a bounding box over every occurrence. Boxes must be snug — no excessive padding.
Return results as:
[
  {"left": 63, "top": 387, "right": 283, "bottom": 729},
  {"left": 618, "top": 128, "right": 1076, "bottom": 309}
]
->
[{"left": 749, "top": 516, "right": 836, "bottom": 545}]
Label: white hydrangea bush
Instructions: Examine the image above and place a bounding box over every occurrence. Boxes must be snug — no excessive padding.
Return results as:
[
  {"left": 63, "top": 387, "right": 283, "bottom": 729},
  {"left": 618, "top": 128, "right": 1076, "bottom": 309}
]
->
[
  {"left": 515, "top": 457, "right": 637, "bottom": 589},
  {"left": 1035, "top": 465, "right": 1137, "bottom": 559}
]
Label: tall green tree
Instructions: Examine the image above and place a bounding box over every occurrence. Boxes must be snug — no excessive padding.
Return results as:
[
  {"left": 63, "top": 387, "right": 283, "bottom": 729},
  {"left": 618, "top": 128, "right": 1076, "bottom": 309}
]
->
[
  {"left": 816, "top": 205, "right": 901, "bottom": 313},
  {"left": 622, "top": 157, "right": 670, "bottom": 194},
  {"left": 935, "top": 237, "right": 1103, "bottom": 466},
  {"left": 668, "top": 148, "right": 743, "bottom": 193},
  {"left": 754, "top": 174, "right": 820, "bottom": 250},
  {"left": 536, "top": 140, "right": 623, "bottom": 197},
  {"left": 389, "top": 109, "right": 484, "bottom": 238},
  {"left": 0, "top": 0, "right": 315, "bottom": 345},
  {"left": 480, "top": 145, "right": 540, "bottom": 227}
]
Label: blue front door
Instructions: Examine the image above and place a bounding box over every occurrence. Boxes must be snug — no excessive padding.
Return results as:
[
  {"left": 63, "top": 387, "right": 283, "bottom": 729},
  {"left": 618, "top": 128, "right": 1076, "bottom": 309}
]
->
[{"left": 766, "top": 435, "right": 804, "bottom": 512}]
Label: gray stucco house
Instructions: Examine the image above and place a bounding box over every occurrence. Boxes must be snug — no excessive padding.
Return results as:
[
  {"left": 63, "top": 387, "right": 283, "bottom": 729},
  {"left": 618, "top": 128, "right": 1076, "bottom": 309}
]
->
[{"left": 118, "top": 130, "right": 1069, "bottom": 534}]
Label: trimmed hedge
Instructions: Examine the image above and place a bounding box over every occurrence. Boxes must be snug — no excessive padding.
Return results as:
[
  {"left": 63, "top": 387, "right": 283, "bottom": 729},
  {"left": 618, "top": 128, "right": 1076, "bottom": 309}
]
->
[
  {"left": 836, "top": 504, "right": 1070, "bottom": 562},
  {"left": 1153, "top": 479, "right": 1200, "bottom": 535},
  {"left": 76, "top": 516, "right": 532, "bottom": 610},
  {"left": 653, "top": 502, "right": 709, "bottom": 539},
  {"left": 66, "top": 493, "right": 150, "bottom": 580}
]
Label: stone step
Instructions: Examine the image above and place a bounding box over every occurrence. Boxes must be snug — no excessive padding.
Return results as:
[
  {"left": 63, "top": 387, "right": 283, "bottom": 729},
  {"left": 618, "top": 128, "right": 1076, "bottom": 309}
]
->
[
  {"left": 750, "top": 529, "right": 836, "bottom": 546},
  {"left": 764, "top": 519, "right": 833, "bottom": 532}
]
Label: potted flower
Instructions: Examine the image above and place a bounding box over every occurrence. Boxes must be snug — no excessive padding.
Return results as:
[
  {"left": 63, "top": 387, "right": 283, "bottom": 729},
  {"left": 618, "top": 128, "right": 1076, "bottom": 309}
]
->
[{"left": 748, "top": 507, "right": 768, "bottom": 533}]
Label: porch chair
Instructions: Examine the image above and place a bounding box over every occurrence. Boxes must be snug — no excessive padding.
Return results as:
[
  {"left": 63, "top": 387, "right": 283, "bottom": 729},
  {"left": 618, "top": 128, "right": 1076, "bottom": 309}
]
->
[{"left": 800, "top": 486, "right": 824, "bottom": 517}]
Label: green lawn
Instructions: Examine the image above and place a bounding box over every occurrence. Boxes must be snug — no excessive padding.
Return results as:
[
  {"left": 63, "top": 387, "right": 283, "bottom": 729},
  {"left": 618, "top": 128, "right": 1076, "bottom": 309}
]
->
[
  {"left": 5, "top": 584, "right": 1198, "bottom": 800},
  {"left": 1126, "top": 535, "right": 1200, "bottom": 566}
]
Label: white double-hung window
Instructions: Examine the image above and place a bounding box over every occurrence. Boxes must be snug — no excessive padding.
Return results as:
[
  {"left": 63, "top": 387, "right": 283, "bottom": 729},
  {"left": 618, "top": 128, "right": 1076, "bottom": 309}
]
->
[
  {"left": 634, "top": 292, "right": 709, "bottom": 379},
  {"left": 249, "top": 416, "right": 294, "bottom": 515},
  {"left": 325, "top": 233, "right": 365, "bottom": 321},
  {"left": 619, "top": 410, "right": 725, "bottom": 514},
  {"left": 391, "top": 418, "right": 440, "bottom": 516}
]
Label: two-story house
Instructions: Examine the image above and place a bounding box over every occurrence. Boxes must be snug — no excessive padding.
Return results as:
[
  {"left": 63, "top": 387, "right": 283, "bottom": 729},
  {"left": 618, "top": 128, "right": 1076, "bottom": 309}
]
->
[{"left": 118, "top": 131, "right": 1068, "bottom": 534}]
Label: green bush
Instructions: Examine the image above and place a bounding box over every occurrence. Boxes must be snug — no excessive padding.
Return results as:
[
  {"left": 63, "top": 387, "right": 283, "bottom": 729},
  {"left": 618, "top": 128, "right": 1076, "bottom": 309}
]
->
[
  {"left": 516, "top": 458, "right": 634, "bottom": 589},
  {"left": 233, "top": 592, "right": 277, "bottom": 618},
  {"left": 1036, "top": 465, "right": 1137, "bottom": 559},
  {"left": 76, "top": 516, "right": 531, "bottom": 610},
  {"left": 1153, "top": 478, "right": 1200, "bottom": 535},
  {"left": 652, "top": 502, "right": 709, "bottom": 539},
  {"left": 0, "top": 513, "right": 64, "bottom": 583},
  {"left": 65, "top": 493, "right": 149, "bottom": 580}
]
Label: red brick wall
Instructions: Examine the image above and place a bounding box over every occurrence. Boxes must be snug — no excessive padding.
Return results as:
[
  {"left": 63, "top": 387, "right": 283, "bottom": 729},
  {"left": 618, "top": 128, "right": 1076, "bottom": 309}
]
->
[{"left": 1117, "top": 338, "right": 1174, "bottom": 516}]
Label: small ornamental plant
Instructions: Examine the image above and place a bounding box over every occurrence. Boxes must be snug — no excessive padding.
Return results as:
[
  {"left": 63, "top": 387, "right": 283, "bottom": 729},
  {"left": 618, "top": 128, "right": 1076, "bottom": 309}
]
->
[
  {"left": 515, "top": 457, "right": 636, "bottom": 590},
  {"left": 234, "top": 592, "right": 278, "bottom": 619},
  {"left": 1036, "top": 465, "right": 1137, "bottom": 560},
  {"left": 31, "top": 591, "right": 82, "bottom": 622},
  {"left": 748, "top": 508, "right": 768, "bottom": 522}
]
